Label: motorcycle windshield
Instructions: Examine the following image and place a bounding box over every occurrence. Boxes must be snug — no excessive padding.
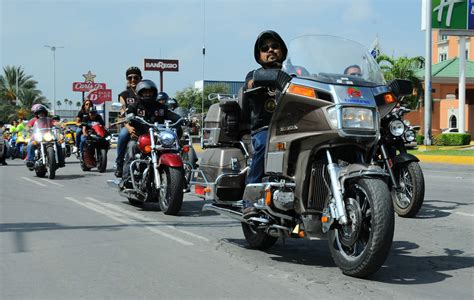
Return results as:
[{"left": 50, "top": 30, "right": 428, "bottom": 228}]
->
[
  {"left": 33, "top": 117, "right": 54, "bottom": 130},
  {"left": 282, "top": 35, "right": 385, "bottom": 87}
]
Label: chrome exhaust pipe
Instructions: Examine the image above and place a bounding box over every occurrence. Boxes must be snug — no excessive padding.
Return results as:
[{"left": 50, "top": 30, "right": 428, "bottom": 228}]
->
[{"left": 203, "top": 203, "right": 243, "bottom": 222}]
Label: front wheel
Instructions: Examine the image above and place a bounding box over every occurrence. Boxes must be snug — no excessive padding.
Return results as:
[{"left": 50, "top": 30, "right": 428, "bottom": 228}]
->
[
  {"left": 392, "top": 162, "right": 425, "bottom": 218},
  {"left": 47, "top": 146, "right": 56, "bottom": 179},
  {"left": 328, "top": 178, "right": 394, "bottom": 278},
  {"left": 159, "top": 166, "right": 184, "bottom": 215},
  {"left": 98, "top": 148, "right": 107, "bottom": 173}
]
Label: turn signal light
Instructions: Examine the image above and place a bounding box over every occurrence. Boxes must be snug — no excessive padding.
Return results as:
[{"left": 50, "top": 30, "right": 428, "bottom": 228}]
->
[
  {"left": 265, "top": 188, "right": 272, "bottom": 206},
  {"left": 298, "top": 230, "right": 306, "bottom": 238},
  {"left": 203, "top": 187, "right": 211, "bottom": 194},
  {"left": 182, "top": 145, "right": 190, "bottom": 153},
  {"left": 276, "top": 142, "right": 286, "bottom": 151},
  {"left": 321, "top": 216, "right": 329, "bottom": 223},
  {"left": 384, "top": 93, "right": 396, "bottom": 104},
  {"left": 144, "top": 145, "right": 152, "bottom": 154},
  {"left": 288, "top": 84, "right": 316, "bottom": 99}
]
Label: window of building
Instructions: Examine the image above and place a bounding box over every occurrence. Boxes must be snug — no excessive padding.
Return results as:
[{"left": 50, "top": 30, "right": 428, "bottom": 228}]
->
[
  {"left": 440, "top": 34, "right": 448, "bottom": 41},
  {"left": 449, "top": 115, "right": 457, "bottom": 129},
  {"left": 439, "top": 53, "right": 447, "bottom": 61}
]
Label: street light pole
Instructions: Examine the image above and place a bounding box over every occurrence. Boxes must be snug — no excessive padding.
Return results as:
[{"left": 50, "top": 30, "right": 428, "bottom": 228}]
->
[{"left": 44, "top": 45, "right": 64, "bottom": 114}]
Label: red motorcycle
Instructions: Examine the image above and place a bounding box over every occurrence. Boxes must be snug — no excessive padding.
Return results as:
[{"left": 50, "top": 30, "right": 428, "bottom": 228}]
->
[
  {"left": 81, "top": 122, "right": 111, "bottom": 173},
  {"left": 108, "top": 115, "right": 185, "bottom": 215}
]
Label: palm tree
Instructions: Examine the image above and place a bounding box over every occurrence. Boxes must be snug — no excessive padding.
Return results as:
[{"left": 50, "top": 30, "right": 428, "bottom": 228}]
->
[
  {"left": 0, "top": 66, "right": 48, "bottom": 119},
  {"left": 56, "top": 100, "right": 62, "bottom": 111},
  {"left": 376, "top": 54, "right": 424, "bottom": 109},
  {"left": 76, "top": 101, "right": 81, "bottom": 109}
]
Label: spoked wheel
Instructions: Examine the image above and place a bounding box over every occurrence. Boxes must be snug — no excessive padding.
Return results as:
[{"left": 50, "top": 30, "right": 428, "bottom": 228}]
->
[
  {"left": 158, "top": 166, "right": 184, "bottom": 215},
  {"left": 241, "top": 222, "right": 278, "bottom": 250},
  {"left": 47, "top": 146, "right": 56, "bottom": 179},
  {"left": 328, "top": 178, "right": 394, "bottom": 278},
  {"left": 392, "top": 161, "right": 425, "bottom": 218}
]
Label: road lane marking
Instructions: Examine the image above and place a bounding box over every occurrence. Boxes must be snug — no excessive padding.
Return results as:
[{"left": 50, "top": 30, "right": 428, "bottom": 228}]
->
[
  {"left": 455, "top": 211, "right": 474, "bottom": 217},
  {"left": 65, "top": 197, "right": 193, "bottom": 246},
  {"left": 87, "top": 197, "right": 210, "bottom": 242},
  {"left": 21, "top": 177, "right": 47, "bottom": 187},
  {"left": 40, "top": 179, "right": 64, "bottom": 187}
]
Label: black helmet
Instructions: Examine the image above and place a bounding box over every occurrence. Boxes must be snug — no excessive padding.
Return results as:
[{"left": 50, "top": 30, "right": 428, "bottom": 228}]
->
[
  {"left": 166, "top": 98, "right": 178, "bottom": 110},
  {"left": 126, "top": 66, "right": 142, "bottom": 78},
  {"left": 32, "top": 104, "right": 48, "bottom": 116},
  {"left": 52, "top": 115, "right": 61, "bottom": 121},
  {"left": 157, "top": 91, "right": 169, "bottom": 103},
  {"left": 136, "top": 79, "right": 158, "bottom": 103},
  {"left": 253, "top": 30, "right": 287, "bottom": 66}
]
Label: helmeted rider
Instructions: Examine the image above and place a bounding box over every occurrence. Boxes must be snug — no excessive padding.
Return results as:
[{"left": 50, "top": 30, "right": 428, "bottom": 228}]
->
[
  {"left": 115, "top": 66, "right": 142, "bottom": 178},
  {"left": 25, "top": 104, "right": 65, "bottom": 169},
  {"left": 121, "top": 79, "right": 182, "bottom": 183},
  {"left": 157, "top": 91, "right": 170, "bottom": 105},
  {"left": 166, "top": 98, "right": 179, "bottom": 111}
]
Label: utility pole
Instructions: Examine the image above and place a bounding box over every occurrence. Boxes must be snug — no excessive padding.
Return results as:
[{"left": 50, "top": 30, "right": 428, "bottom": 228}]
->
[
  {"left": 44, "top": 45, "right": 64, "bottom": 114},
  {"left": 423, "top": 0, "right": 432, "bottom": 145}
]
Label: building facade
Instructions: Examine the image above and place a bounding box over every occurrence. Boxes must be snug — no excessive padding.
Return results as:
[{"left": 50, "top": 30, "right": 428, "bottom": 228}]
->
[{"left": 432, "top": 30, "right": 473, "bottom": 64}]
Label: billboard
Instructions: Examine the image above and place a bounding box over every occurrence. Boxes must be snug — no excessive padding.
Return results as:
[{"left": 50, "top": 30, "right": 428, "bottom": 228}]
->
[
  {"left": 73, "top": 82, "right": 107, "bottom": 92},
  {"left": 432, "top": 0, "right": 474, "bottom": 30},
  {"left": 87, "top": 89, "right": 112, "bottom": 105},
  {"left": 144, "top": 59, "right": 179, "bottom": 72}
]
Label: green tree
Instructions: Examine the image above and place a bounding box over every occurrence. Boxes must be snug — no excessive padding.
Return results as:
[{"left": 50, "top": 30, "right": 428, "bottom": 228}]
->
[
  {"left": 0, "top": 66, "right": 48, "bottom": 120},
  {"left": 174, "top": 84, "right": 230, "bottom": 113},
  {"left": 376, "top": 54, "right": 424, "bottom": 109}
]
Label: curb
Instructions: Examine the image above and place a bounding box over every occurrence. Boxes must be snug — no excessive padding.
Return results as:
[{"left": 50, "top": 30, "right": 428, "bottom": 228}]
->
[{"left": 416, "top": 155, "right": 474, "bottom": 165}]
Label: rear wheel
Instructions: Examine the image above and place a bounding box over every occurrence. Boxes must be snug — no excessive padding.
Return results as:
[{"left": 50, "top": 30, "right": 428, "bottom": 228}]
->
[
  {"left": 98, "top": 149, "right": 107, "bottom": 173},
  {"left": 47, "top": 146, "right": 56, "bottom": 179},
  {"left": 392, "top": 162, "right": 425, "bottom": 218},
  {"left": 328, "top": 178, "right": 394, "bottom": 278},
  {"left": 242, "top": 223, "right": 278, "bottom": 250},
  {"left": 159, "top": 167, "right": 184, "bottom": 215}
]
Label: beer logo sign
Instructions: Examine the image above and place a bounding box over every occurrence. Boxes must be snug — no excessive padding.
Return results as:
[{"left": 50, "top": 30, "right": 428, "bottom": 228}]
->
[{"left": 347, "top": 87, "right": 362, "bottom": 98}]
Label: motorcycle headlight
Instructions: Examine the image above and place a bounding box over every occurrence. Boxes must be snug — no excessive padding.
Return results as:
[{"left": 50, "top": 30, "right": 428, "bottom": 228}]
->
[
  {"left": 105, "top": 136, "right": 112, "bottom": 141},
  {"left": 43, "top": 132, "right": 53, "bottom": 142},
  {"left": 158, "top": 130, "right": 176, "bottom": 147},
  {"left": 34, "top": 130, "right": 43, "bottom": 142},
  {"left": 403, "top": 119, "right": 411, "bottom": 126},
  {"left": 341, "top": 107, "right": 375, "bottom": 129},
  {"left": 389, "top": 119, "right": 405, "bottom": 137},
  {"left": 327, "top": 107, "right": 338, "bottom": 128},
  {"left": 404, "top": 130, "right": 416, "bottom": 142}
]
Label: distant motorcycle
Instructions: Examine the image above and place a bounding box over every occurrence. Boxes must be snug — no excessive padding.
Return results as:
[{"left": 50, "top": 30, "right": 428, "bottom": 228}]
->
[
  {"left": 31, "top": 117, "right": 62, "bottom": 179},
  {"left": 374, "top": 99, "right": 425, "bottom": 218},
  {"left": 108, "top": 115, "right": 185, "bottom": 215},
  {"left": 80, "top": 122, "right": 111, "bottom": 173}
]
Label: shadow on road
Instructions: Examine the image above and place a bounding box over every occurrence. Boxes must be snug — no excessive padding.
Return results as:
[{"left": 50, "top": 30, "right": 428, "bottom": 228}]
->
[{"left": 415, "top": 199, "right": 472, "bottom": 219}]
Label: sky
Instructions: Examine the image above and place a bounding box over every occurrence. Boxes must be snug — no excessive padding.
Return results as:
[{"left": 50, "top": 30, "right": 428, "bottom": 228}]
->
[{"left": 1, "top": 0, "right": 426, "bottom": 109}]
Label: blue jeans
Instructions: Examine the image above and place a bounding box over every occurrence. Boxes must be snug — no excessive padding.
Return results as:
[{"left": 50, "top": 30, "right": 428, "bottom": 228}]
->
[
  {"left": 27, "top": 141, "right": 35, "bottom": 162},
  {"left": 80, "top": 135, "right": 87, "bottom": 154},
  {"left": 75, "top": 127, "right": 82, "bottom": 149},
  {"left": 116, "top": 127, "right": 130, "bottom": 166},
  {"left": 246, "top": 129, "right": 268, "bottom": 184}
]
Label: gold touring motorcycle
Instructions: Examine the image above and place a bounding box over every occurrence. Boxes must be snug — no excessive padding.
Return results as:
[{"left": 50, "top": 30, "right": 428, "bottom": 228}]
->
[{"left": 191, "top": 35, "right": 413, "bottom": 278}]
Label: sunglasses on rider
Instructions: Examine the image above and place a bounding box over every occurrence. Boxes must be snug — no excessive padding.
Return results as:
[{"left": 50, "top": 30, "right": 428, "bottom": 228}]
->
[
  {"left": 259, "top": 42, "right": 280, "bottom": 52},
  {"left": 127, "top": 75, "right": 140, "bottom": 81}
]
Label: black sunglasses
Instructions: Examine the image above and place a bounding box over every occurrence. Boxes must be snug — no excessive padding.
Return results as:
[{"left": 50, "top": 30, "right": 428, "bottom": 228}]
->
[
  {"left": 127, "top": 75, "right": 140, "bottom": 80},
  {"left": 260, "top": 42, "right": 280, "bottom": 52}
]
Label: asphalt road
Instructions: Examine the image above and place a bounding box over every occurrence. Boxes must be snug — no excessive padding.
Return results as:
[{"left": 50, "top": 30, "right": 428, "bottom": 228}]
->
[{"left": 1, "top": 153, "right": 473, "bottom": 299}]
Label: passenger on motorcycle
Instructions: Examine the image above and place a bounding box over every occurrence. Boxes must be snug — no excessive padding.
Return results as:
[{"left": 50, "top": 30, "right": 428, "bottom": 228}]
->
[
  {"left": 121, "top": 79, "right": 182, "bottom": 183},
  {"left": 243, "top": 30, "right": 288, "bottom": 185},
  {"left": 157, "top": 91, "right": 170, "bottom": 106},
  {"left": 75, "top": 100, "right": 93, "bottom": 154},
  {"left": 166, "top": 98, "right": 179, "bottom": 111},
  {"left": 25, "top": 104, "right": 65, "bottom": 169},
  {"left": 80, "top": 106, "right": 105, "bottom": 155},
  {"left": 115, "top": 66, "right": 142, "bottom": 178}
]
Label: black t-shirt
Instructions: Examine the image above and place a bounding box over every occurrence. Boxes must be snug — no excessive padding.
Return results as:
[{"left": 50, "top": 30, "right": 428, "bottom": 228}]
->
[
  {"left": 76, "top": 110, "right": 89, "bottom": 123},
  {"left": 127, "top": 101, "right": 181, "bottom": 135},
  {"left": 82, "top": 115, "right": 105, "bottom": 128}
]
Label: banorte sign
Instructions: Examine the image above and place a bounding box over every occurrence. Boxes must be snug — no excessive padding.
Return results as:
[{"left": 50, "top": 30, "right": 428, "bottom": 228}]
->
[
  {"left": 144, "top": 59, "right": 179, "bottom": 72},
  {"left": 72, "top": 82, "right": 107, "bottom": 92}
]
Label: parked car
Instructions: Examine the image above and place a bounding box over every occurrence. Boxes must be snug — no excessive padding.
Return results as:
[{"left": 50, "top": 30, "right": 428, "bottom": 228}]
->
[{"left": 442, "top": 128, "right": 459, "bottom": 133}]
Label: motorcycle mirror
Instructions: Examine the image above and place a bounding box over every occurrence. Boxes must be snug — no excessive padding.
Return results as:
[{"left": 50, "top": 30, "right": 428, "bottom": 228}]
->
[
  {"left": 388, "top": 79, "right": 413, "bottom": 98},
  {"left": 252, "top": 68, "right": 291, "bottom": 91}
]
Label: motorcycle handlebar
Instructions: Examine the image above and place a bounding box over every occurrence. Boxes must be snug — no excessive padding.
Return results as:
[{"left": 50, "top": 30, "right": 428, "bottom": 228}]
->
[{"left": 126, "top": 114, "right": 184, "bottom": 129}]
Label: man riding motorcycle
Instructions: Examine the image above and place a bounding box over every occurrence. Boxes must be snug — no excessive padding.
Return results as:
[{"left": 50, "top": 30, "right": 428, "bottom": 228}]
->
[{"left": 121, "top": 80, "right": 182, "bottom": 185}]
